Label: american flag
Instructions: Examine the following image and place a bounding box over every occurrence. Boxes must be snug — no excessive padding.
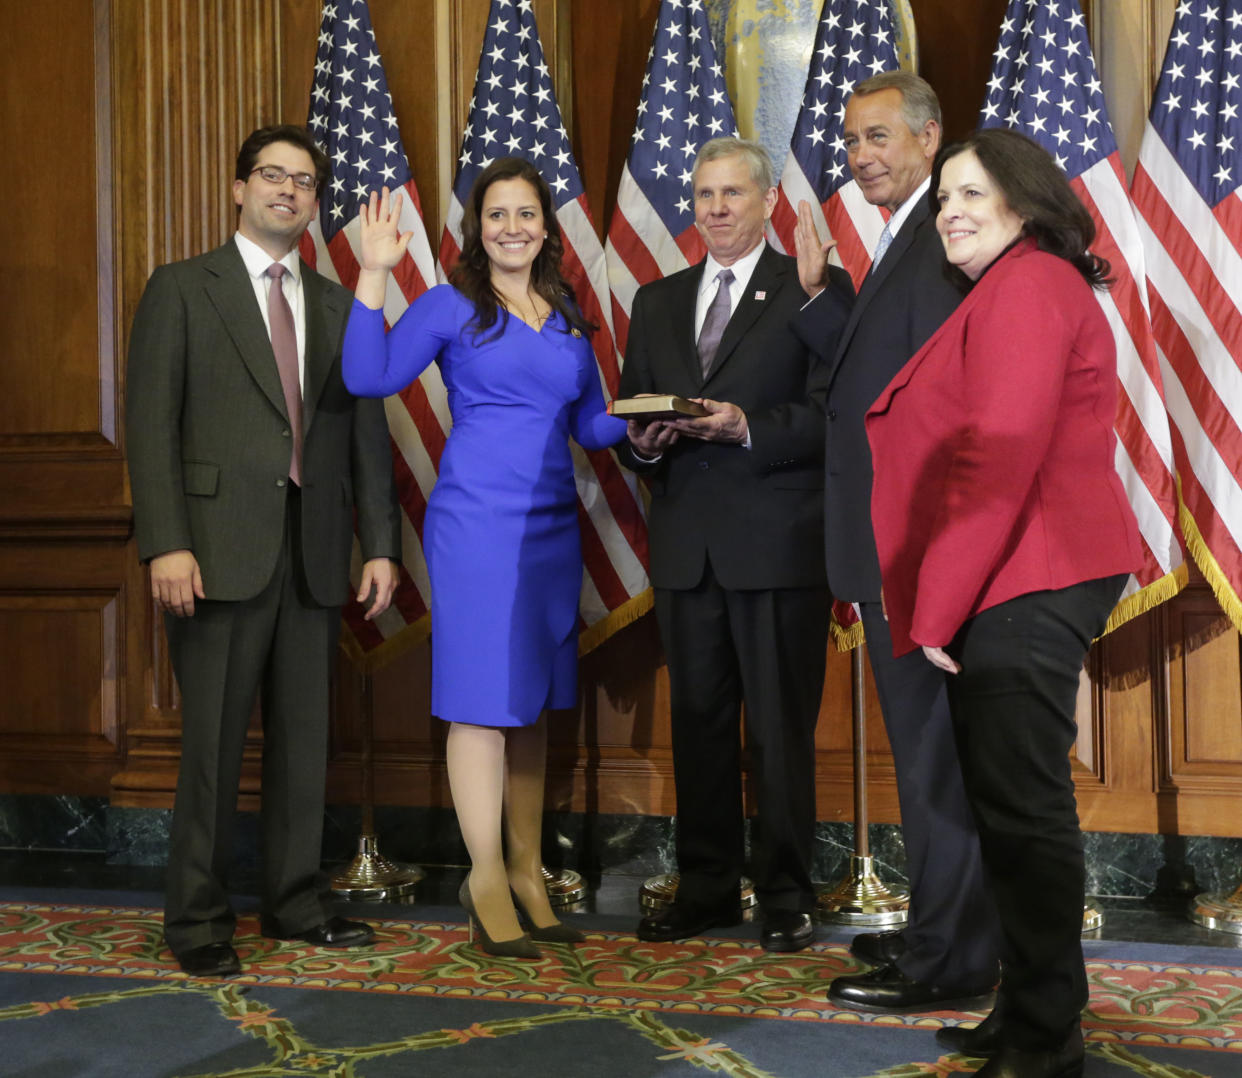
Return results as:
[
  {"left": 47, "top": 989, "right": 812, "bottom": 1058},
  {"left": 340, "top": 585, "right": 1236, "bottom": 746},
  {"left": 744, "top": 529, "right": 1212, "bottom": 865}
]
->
[
  {"left": 299, "top": 0, "right": 445, "bottom": 667},
  {"left": 768, "top": 0, "right": 898, "bottom": 288},
  {"left": 1132, "top": 0, "right": 1242, "bottom": 631},
  {"left": 441, "top": 0, "right": 650, "bottom": 650},
  {"left": 604, "top": 0, "right": 737, "bottom": 355},
  {"left": 981, "top": 0, "right": 1187, "bottom": 629}
]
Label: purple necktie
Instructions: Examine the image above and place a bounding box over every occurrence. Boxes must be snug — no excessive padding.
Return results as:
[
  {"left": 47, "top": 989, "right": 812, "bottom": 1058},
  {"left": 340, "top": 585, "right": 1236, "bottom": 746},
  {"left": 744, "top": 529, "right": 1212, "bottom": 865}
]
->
[
  {"left": 697, "top": 267, "right": 735, "bottom": 378},
  {"left": 266, "top": 264, "right": 302, "bottom": 486}
]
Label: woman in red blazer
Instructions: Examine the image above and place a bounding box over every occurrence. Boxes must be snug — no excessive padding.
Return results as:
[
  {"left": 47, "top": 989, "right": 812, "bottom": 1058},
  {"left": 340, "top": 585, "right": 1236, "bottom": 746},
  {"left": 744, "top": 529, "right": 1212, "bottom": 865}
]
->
[{"left": 866, "top": 129, "right": 1142, "bottom": 1078}]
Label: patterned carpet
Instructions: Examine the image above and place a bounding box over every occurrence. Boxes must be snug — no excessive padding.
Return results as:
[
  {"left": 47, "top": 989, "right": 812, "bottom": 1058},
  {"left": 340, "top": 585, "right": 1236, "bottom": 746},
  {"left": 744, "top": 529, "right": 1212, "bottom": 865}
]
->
[{"left": 2, "top": 899, "right": 1241, "bottom": 1076}]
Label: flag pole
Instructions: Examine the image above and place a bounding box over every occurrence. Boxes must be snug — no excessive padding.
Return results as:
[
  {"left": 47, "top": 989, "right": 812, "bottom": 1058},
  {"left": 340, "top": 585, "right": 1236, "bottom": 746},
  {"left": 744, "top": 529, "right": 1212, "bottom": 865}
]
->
[
  {"left": 331, "top": 672, "right": 423, "bottom": 900},
  {"left": 816, "top": 644, "right": 908, "bottom": 924}
]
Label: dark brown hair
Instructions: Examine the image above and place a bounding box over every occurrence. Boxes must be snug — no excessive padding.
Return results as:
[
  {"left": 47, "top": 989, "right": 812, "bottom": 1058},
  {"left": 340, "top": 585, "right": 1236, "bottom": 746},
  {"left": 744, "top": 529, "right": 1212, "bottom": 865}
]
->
[
  {"left": 235, "top": 125, "right": 330, "bottom": 197},
  {"left": 931, "top": 127, "right": 1111, "bottom": 289},
  {"left": 449, "top": 157, "right": 594, "bottom": 341}
]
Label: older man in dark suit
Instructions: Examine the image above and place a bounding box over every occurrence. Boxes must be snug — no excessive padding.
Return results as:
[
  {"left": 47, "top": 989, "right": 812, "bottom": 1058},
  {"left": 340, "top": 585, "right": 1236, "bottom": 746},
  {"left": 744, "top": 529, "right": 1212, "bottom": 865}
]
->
[
  {"left": 617, "top": 137, "right": 852, "bottom": 953},
  {"left": 792, "top": 73, "right": 1002, "bottom": 1017},
  {"left": 126, "top": 125, "right": 401, "bottom": 977}
]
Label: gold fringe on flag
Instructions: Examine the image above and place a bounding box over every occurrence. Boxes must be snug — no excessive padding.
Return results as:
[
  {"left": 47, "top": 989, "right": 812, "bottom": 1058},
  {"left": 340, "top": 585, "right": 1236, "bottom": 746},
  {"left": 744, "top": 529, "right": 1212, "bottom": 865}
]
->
[
  {"left": 578, "top": 588, "right": 655, "bottom": 657},
  {"left": 1100, "top": 563, "right": 1188, "bottom": 638},
  {"left": 830, "top": 615, "right": 866, "bottom": 652},
  {"left": 1177, "top": 492, "right": 1242, "bottom": 636}
]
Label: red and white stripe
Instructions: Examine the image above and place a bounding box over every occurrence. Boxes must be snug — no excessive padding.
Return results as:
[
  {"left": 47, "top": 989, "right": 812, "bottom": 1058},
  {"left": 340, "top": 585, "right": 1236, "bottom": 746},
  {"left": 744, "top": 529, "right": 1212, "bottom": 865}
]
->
[
  {"left": 1133, "top": 128, "right": 1242, "bottom": 628},
  {"left": 605, "top": 163, "right": 703, "bottom": 356},
  {"left": 768, "top": 165, "right": 885, "bottom": 289},
  {"left": 1069, "top": 155, "right": 1186, "bottom": 625}
]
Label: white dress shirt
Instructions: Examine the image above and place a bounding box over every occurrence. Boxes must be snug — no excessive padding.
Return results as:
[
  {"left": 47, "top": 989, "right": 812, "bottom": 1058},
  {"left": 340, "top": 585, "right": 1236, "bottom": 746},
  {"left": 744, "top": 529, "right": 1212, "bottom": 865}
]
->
[{"left": 234, "top": 232, "right": 307, "bottom": 390}]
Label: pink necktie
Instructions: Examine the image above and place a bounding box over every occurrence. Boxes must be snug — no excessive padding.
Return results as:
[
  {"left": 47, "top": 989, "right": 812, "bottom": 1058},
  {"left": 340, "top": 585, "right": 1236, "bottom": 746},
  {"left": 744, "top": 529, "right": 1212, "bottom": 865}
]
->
[{"left": 265, "top": 264, "right": 302, "bottom": 485}]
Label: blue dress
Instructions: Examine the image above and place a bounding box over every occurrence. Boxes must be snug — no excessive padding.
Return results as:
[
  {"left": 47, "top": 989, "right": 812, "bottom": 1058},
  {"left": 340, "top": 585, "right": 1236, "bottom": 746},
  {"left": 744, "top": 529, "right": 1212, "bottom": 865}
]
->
[{"left": 343, "top": 285, "right": 626, "bottom": 726}]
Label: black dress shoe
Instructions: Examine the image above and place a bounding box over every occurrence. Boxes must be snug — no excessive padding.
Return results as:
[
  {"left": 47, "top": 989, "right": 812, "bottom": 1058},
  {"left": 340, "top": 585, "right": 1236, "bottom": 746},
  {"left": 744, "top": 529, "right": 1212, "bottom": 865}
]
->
[
  {"left": 828, "top": 963, "right": 995, "bottom": 1013},
  {"left": 850, "top": 929, "right": 906, "bottom": 967},
  {"left": 973, "top": 1028, "right": 1084, "bottom": 1078},
  {"left": 636, "top": 902, "right": 743, "bottom": 943},
  {"left": 760, "top": 910, "right": 814, "bottom": 953},
  {"left": 262, "top": 915, "right": 376, "bottom": 948},
  {"left": 175, "top": 941, "right": 241, "bottom": 977},
  {"left": 937, "top": 1008, "right": 1006, "bottom": 1058}
]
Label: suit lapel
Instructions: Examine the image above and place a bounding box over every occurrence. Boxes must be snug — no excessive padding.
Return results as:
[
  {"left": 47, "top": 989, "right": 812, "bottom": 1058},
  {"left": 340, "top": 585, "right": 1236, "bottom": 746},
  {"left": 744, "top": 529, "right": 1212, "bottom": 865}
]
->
[
  {"left": 704, "top": 244, "right": 783, "bottom": 382},
  {"left": 672, "top": 263, "right": 705, "bottom": 386},
  {"left": 826, "top": 199, "right": 932, "bottom": 388},
  {"left": 203, "top": 242, "right": 289, "bottom": 423},
  {"left": 301, "top": 266, "right": 344, "bottom": 437}
]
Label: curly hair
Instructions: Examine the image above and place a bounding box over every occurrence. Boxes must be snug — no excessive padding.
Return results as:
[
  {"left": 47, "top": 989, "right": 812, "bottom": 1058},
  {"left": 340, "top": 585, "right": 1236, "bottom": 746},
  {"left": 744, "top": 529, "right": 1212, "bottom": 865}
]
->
[
  {"left": 449, "top": 157, "right": 595, "bottom": 342},
  {"left": 932, "top": 128, "right": 1111, "bottom": 289}
]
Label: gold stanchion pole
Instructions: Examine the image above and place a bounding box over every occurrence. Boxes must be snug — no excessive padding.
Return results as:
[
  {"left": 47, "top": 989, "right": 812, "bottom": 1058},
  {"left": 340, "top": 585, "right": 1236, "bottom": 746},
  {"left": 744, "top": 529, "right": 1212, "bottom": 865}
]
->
[
  {"left": 817, "top": 644, "right": 909, "bottom": 924},
  {"left": 331, "top": 672, "right": 423, "bottom": 900},
  {"left": 1082, "top": 901, "right": 1104, "bottom": 933},
  {"left": 1189, "top": 879, "right": 1242, "bottom": 934}
]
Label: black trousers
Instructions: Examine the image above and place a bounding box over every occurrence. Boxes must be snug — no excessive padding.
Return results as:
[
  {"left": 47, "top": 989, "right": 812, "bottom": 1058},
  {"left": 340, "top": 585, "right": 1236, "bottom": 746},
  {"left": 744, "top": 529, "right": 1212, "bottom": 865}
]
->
[
  {"left": 860, "top": 603, "right": 1001, "bottom": 987},
  {"left": 163, "top": 487, "right": 342, "bottom": 954},
  {"left": 655, "top": 562, "right": 830, "bottom": 914},
  {"left": 945, "top": 574, "right": 1127, "bottom": 1048}
]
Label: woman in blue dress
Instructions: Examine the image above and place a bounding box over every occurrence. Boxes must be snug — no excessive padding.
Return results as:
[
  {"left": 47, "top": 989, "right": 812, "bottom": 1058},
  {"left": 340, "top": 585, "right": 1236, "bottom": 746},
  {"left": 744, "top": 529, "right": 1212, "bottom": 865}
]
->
[{"left": 343, "top": 159, "right": 626, "bottom": 958}]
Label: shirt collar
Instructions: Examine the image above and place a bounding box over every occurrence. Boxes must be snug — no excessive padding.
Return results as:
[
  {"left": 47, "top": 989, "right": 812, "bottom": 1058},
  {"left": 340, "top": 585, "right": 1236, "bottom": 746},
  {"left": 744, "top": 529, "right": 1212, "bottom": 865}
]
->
[
  {"left": 885, "top": 175, "right": 932, "bottom": 242},
  {"left": 701, "top": 239, "right": 766, "bottom": 297},
  {"left": 234, "top": 232, "right": 301, "bottom": 284}
]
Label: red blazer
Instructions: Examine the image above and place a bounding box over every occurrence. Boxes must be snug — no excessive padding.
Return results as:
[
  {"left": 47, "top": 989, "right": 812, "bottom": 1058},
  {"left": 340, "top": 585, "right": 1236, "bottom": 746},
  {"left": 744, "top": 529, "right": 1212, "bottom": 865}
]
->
[{"left": 864, "top": 239, "right": 1143, "bottom": 656}]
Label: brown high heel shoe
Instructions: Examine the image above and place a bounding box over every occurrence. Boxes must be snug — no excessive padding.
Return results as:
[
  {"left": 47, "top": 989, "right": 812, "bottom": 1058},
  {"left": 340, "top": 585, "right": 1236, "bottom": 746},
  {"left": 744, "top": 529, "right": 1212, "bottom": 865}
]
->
[
  {"left": 509, "top": 884, "right": 586, "bottom": 944},
  {"left": 458, "top": 875, "right": 541, "bottom": 959}
]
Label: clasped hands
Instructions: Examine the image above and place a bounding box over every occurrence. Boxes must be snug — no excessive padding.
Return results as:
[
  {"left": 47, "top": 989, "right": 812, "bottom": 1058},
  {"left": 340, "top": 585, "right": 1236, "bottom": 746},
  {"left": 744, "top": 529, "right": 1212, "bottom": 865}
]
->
[{"left": 626, "top": 398, "right": 749, "bottom": 458}]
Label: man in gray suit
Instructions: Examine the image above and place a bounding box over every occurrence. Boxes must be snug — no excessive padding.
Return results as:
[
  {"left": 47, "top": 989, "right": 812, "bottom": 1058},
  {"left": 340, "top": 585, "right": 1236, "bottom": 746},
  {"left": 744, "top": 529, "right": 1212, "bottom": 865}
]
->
[{"left": 127, "top": 125, "right": 401, "bottom": 977}]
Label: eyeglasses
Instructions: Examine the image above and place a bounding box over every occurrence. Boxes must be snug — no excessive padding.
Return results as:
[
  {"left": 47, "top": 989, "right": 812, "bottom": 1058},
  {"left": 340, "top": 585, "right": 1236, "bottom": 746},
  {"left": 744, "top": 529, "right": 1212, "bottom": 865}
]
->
[{"left": 249, "top": 165, "right": 318, "bottom": 192}]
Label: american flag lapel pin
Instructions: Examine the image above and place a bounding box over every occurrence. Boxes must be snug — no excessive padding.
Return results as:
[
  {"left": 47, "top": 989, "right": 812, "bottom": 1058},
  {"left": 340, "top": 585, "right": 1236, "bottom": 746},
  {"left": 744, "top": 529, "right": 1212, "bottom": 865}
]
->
[{"left": 754, "top": 290, "right": 766, "bottom": 301}]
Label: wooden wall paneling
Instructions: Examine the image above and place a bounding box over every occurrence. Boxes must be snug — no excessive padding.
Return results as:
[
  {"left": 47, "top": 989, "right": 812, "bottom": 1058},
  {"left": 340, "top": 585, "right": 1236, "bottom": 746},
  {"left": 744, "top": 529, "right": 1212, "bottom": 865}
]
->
[
  {"left": 0, "top": 539, "right": 131, "bottom": 795},
  {"left": 907, "top": 0, "right": 1011, "bottom": 141},
  {"left": 569, "top": 0, "right": 661, "bottom": 239},
  {"left": 0, "top": 3, "right": 108, "bottom": 444},
  {"left": 0, "top": 1, "right": 134, "bottom": 798},
  {"left": 110, "top": 0, "right": 288, "bottom": 807}
]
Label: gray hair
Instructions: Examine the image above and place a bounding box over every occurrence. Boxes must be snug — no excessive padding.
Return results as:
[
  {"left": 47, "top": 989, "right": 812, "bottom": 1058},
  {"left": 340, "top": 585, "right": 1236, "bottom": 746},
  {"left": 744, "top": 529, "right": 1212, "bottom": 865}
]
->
[
  {"left": 850, "top": 71, "right": 942, "bottom": 135},
  {"left": 692, "top": 136, "right": 775, "bottom": 192}
]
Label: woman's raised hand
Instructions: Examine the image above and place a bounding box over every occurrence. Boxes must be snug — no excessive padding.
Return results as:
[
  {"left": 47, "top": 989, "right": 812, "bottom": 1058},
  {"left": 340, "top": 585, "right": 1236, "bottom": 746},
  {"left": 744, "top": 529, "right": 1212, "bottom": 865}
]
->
[{"left": 359, "top": 187, "right": 415, "bottom": 272}]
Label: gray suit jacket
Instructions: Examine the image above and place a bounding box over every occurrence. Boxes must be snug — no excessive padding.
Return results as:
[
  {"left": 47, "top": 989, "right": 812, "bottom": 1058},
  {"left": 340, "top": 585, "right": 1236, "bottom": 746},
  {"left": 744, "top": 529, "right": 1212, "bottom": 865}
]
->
[{"left": 126, "top": 239, "right": 400, "bottom": 607}]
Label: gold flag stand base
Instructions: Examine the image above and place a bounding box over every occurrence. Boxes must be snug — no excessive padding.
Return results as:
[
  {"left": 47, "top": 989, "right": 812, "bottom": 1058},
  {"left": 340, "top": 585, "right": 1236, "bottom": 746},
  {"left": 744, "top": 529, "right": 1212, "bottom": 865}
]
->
[
  {"left": 542, "top": 866, "right": 588, "bottom": 907},
  {"left": 329, "top": 672, "right": 424, "bottom": 902},
  {"left": 1188, "top": 882, "right": 1242, "bottom": 935},
  {"left": 638, "top": 872, "right": 758, "bottom": 912},
  {"left": 330, "top": 834, "right": 423, "bottom": 901},
  {"left": 1082, "top": 901, "right": 1104, "bottom": 933},
  {"left": 818, "top": 648, "right": 910, "bottom": 927},
  {"left": 815, "top": 854, "right": 909, "bottom": 926}
]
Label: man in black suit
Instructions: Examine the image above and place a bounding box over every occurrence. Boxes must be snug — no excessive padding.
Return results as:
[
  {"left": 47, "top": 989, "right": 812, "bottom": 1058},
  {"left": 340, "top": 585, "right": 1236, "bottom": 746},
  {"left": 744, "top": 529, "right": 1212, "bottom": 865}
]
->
[
  {"left": 617, "top": 137, "right": 852, "bottom": 953},
  {"left": 126, "top": 125, "right": 402, "bottom": 977},
  {"left": 793, "top": 73, "right": 1001, "bottom": 1014}
]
